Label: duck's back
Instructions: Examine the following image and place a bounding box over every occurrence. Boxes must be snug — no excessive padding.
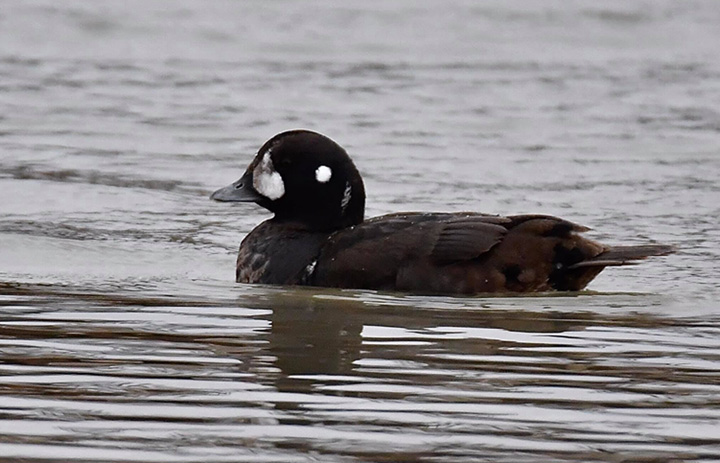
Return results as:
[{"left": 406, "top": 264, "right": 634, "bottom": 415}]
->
[{"left": 309, "top": 212, "right": 671, "bottom": 294}]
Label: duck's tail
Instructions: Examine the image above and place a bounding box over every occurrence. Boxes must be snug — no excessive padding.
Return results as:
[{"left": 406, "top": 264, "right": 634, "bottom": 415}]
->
[{"left": 569, "top": 244, "right": 675, "bottom": 269}]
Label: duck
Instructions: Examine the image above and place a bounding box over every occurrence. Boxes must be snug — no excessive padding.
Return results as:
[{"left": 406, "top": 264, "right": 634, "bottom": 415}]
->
[{"left": 210, "top": 130, "right": 673, "bottom": 294}]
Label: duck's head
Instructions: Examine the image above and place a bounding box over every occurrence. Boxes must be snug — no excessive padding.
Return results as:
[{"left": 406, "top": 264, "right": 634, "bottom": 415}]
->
[{"left": 211, "top": 130, "right": 366, "bottom": 231}]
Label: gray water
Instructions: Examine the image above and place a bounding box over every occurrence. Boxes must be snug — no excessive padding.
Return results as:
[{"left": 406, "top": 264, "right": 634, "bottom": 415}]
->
[{"left": 1, "top": 1, "right": 720, "bottom": 462}]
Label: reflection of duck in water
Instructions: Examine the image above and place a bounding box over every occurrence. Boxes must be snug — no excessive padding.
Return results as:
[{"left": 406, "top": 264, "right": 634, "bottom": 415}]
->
[
  {"left": 268, "top": 293, "right": 363, "bottom": 378},
  {"left": 211, "top": 130, "right": 673, "bottom": 295}
]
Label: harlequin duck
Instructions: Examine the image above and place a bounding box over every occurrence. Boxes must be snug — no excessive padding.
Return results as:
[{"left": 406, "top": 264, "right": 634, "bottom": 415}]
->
[{"left": 210, "top": 130, "right": 673, "bottom": 294}]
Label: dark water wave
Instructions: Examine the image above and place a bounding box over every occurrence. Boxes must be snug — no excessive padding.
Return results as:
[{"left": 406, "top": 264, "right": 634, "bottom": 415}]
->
[{"left": 3, "top": 164, "right": 193, "bottom": 192}]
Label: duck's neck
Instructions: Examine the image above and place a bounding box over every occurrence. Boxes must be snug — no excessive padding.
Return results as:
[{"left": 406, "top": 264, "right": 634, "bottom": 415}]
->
[{"left": 271, "top": 211, "right": 364, "bottom": 233}]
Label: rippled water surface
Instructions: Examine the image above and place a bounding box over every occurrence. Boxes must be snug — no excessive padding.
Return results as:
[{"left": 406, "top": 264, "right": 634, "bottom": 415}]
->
[{"left": 2, "top": 1, "right": 720, "bottom": 461}]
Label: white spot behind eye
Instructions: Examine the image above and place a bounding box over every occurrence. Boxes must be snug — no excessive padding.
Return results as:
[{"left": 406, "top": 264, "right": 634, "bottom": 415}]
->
[
  {"left": 253, "top": 150, "right": 285, "bottom": 200},
  {"left": 315, "top": 165, "right": 332, "bottom": 183}
]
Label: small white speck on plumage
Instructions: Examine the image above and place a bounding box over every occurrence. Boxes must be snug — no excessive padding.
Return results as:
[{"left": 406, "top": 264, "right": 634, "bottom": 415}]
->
[
  {"left": 305, "top": 260, "right": 317, "bottom": 276},
  {"left": 315, "top": 165, "right": 332, "bottom": 183}
]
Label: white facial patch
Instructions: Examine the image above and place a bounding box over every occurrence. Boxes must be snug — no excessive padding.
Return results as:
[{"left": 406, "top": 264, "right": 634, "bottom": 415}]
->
[
  {"left": 315, "top": 165, "right": 332, "bottom": 183},
  {"left": 253, "top": 150, "right": 285, "bottom": 200}
]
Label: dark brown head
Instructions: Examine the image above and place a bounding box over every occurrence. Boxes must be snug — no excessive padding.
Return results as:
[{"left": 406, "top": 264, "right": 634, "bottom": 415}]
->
[{"left": 211, "top": 130, "right": 366, "bottom": 231}]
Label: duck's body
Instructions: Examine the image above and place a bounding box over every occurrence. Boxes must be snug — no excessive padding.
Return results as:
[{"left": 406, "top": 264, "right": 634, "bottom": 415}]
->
[{"left": 212, "top": 130, "right": 673, "bottom": 295}]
